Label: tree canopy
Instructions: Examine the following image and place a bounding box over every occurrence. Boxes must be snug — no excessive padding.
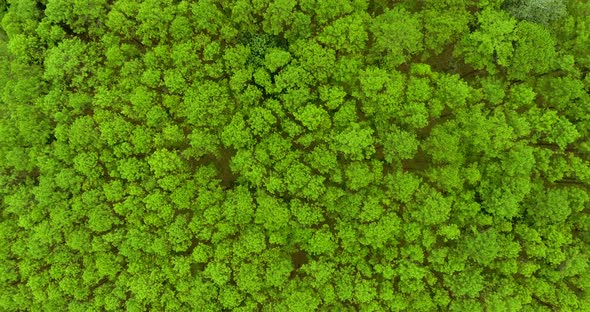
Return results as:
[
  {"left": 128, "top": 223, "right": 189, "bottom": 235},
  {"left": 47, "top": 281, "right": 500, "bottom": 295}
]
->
[{"left": 1, "top": 0, "right": 589, "bottom": 311}]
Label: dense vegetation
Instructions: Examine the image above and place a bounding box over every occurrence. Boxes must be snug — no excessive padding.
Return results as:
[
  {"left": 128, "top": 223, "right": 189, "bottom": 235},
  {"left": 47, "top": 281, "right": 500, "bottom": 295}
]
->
[{"left": 1, "top": 0, "right": 589, "bottom": 311}]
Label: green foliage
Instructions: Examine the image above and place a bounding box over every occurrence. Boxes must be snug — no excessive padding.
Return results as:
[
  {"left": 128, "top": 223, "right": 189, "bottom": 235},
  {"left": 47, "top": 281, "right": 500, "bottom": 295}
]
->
[
  {"left": 369, "top": 7, "right": 423, "bottom": 67},
  {"left": 455, "top": 8, "right": 517, "bottom": 74},
  {"left": 421, "top": 3, "right": 470, "bottom": 54},
  {"left": 508, "top": 21, "right": 558, "bottom": 80},
  {"left": 332, "top": 122, "right": 376, "bottom": 160},
  {"left": 318, "top": 12, "right": 369, "bottom": 54},
  {"left": 1, "top": 1, "right": 589, "bottom": 311}
]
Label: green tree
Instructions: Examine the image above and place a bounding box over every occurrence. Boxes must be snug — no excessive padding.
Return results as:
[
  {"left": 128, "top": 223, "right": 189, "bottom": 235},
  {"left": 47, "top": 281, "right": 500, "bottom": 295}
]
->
[
  {"left": 331, "top": 122, "right": 375, "bottom": 160},
  {"left": 318, "top": 13, "right": 369, "bottom": 54},
  {"left": 369, "top": 7, "right": 423, "bottom": 67},
  {"left": 455, "top": 9, "right": 517, "bottom": 74}
]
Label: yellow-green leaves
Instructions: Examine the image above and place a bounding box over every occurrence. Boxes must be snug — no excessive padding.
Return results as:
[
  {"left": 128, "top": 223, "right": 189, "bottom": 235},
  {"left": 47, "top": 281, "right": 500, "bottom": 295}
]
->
[
  {"left": 455, "top": 9, "right": 517, "bottom": 74},
  {"left": 147, "top": 148, "right": 183, "bottom": 178},
  {"left": 263, "top": 0, "right": 297, "bottom": 36},
  {"left": 421, "top": 6, "right": 470, "bottom": 53},
  {"left": 332, "top": 122, "right": 375, "bottom": 161},
  {"left": 43, "top": 38, "right": 88, "bottom": 85},
  {"left": 222, "top": 113, "right": 254, "bottom": 149},
  {"left": 319, "top": 85, "right": 346, "bottom": 110},
  {"left": 191, "top": 0, "right": 225, "bottom": 34},
  {"left": 263, "top": 48, "right": 291, "bottom": 72},
  {"left": 306, "top": 226, "right": 337, "bottom": 255},
  {"left": 294, "top": 104, "right": 330, "bottom": 132},
  {"left": 291, "top": 39, "right": 335, "bottom": 82},
  {"left": 369, "top": 7, "right": 423, "bottom": 67},
  {"left": 318, "top": 13, "right": 369, "bottom": 54},
  {"left": 183, "top": 81, "right": 231, "bottom": 127},
  {"left": 508, "top": 21, "right": 557, "bottom": 80},
  {"left": 205, "top": 261, "right": 232, "bottom": 286},
  {"left": 345, "top": 161, "right": 373, "bottom": 190},
  {"left": 410, "top": 186, "right": 453, "bottom": 226},
  {"left": 3, "top": 1, "right": 590, "bottom": 311},
  {"left": 298, "top": 0, "right": 353, "bottom": 26}
]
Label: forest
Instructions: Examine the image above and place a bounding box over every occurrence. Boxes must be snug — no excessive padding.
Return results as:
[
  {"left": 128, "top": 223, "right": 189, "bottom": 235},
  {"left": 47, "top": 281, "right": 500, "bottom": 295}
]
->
[{"left": 0, "top": 0, "right": 589, "bottom": 311}]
